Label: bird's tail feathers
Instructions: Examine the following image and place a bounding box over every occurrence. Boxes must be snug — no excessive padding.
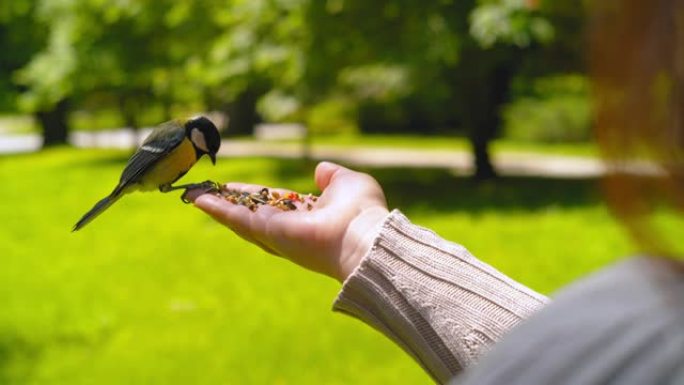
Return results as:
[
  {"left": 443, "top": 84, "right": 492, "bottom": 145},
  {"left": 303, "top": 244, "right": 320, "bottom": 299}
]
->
[{"left": 72, "top": 188, "right": 123, "bottom": 232}]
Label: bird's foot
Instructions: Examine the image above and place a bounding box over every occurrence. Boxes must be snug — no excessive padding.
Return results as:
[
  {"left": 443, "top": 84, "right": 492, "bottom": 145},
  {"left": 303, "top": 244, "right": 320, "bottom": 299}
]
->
[{"left": 179, "top": 180, "right": 222, "bottom": 203}]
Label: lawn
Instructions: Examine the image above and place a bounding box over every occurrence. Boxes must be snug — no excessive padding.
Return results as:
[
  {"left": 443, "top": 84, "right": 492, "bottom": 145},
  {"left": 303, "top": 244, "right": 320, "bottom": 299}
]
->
[
  {"left": 309, "top": 134, "right": 599, "bottom": 157},
  {"left": 233, "top": 134, "right": 598, "bottom": 157},
  {"left": 0, "top": 148, "right": 633, "bottom": 384}
]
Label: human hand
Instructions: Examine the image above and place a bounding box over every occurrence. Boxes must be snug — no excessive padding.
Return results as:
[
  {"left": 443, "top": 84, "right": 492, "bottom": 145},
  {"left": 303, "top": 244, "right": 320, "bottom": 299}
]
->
[{"left": 192, "top": 162, "right": 389, "bottom": 282}]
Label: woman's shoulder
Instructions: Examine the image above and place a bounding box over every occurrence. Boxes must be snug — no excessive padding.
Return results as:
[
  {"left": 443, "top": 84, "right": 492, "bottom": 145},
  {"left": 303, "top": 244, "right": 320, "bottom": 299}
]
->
[{"left": 456, "top": 257, "right": 684, "bottom": 385}]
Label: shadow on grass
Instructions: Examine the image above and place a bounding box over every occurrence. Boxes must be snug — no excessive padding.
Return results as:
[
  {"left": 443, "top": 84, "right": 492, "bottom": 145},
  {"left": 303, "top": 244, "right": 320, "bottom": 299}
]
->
[
  {"left": 272, "top": 160, "right": 604, "bottom": 214},
  {"left": 0, "top": 332, "right": 41, "bottom": 384},
  {"left": 371, "top": 167, "right": 603, "bottom": 214},
  {"left": 0, "top": 327, "right": 113, "bottom": 383}
]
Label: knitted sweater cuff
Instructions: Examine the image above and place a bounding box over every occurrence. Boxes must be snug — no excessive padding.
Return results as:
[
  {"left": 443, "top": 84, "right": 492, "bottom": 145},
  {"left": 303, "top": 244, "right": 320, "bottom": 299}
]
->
[{"left": 333, "top": 209, "right": 549, "bottom": 384}]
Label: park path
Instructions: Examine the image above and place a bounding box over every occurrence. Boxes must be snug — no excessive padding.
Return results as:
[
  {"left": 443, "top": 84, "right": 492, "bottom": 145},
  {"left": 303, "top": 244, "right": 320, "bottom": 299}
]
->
[{"left": 0, "top": 129, "right": 605, "bottom": 178}]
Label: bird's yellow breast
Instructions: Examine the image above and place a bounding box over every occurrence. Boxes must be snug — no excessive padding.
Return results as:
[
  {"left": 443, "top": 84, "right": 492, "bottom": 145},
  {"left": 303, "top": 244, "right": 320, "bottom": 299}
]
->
[{"left": 138, "top": 138, "right": 197, "bottom": 191}]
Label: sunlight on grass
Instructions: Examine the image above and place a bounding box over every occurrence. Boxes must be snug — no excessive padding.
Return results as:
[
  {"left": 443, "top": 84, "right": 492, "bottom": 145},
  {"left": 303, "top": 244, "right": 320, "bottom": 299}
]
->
[
  {"left": 267, "top": 134, "right": 598, "bottom": 157},
  {"left": 0, "top": 148, "right": 633, "bottom": 384},
  {"left": 0, "top": 148, "right": 429, "bottom": 385},
  {"left": 0, "top": 115, "right": 38, "bottom": 135}
]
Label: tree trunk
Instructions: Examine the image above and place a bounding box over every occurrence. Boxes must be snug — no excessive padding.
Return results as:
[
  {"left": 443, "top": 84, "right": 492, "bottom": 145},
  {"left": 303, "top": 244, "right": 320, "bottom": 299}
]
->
[
  {"left": 36, "top": 99, "right": 70, "bottom": 148},
  {"left": 118, "top": 95, "right": 140, "bottom": 130},
  {"left": 451, "top": 42, "right": 521, "bottom": 180},
  {"left": 118, "top": 94, "right": 144, "bottom": 149},
  {"left": 461, "top": 57, "right": 515, "bottom": 180},
  {"left": 470, "top": 131, "right": 497, "bottom": 180},
  {"left": 468, "top": 65, "right": 511, "bottom": 180},
  {"left": 224, "top": 87, "right": 264, "bottom": 137}
]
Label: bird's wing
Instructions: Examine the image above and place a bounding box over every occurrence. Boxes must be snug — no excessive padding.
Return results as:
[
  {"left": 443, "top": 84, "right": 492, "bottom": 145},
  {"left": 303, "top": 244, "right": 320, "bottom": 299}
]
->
[{"left": 117, "top": 120, "right": 187, "bottom": 188}]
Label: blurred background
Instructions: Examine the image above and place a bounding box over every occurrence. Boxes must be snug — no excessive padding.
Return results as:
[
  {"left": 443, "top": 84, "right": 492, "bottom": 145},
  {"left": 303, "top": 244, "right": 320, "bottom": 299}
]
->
[{"left": 0, "top": 0, "right": 635, "bottom": 384}]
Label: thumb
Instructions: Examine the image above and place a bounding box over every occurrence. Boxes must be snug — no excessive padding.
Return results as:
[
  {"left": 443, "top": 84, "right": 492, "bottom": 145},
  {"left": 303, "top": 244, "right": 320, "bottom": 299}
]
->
[{"left": 315, "top": 161, "right": 346, "bottom": 191}]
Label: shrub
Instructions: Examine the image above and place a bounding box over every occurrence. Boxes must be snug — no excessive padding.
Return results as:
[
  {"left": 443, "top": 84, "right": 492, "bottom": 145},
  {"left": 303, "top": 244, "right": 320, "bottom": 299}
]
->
[
  {"left": 503, "top": 74, "right": 592, "bottom": 143},
  {"left": 306, "top": 97, "right": 359, "bottom": 136}
]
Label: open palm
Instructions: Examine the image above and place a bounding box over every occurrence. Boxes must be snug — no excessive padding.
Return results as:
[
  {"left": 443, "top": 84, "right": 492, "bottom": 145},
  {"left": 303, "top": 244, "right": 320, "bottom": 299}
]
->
[{"left": 193, "top": 162, "right": 389, "bottom": 281}]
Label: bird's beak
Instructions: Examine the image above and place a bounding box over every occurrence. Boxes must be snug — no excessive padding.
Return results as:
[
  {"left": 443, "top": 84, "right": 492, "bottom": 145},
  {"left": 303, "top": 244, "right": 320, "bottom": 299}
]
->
[{"left": 210, "top": 153, "right": 217, "bottom": 165}]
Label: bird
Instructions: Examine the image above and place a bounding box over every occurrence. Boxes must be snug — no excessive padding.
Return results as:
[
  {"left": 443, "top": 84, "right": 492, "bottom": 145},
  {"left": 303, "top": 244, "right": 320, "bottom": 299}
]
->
[{"left": 72, "top": 116, "right": 221, "bottom": 232}]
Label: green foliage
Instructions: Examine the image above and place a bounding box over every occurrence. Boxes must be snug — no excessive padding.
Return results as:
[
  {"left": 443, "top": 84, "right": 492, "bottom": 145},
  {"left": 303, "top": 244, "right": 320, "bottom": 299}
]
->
[
  {"left": 6, "top": 0, "right": 583, "bottom": 123},
  {"left": 503, "top": 74, "right": 592, "bottom": 143},
  {"left": 0, "top": 149, "right": 634, "bottom": 383},
  {"left": 2, "top": 0, "right": 589, "bottom": 159},
  {"left": 191, "top": 0, "right": 306, "bottom": 109},
  {"left": 302, "top": 0, "right": 465, "bottom": 98},
  {"left": 306, "top": 97, "right": 358, "bottom": 136},
  {"left": 257, "top": 90, "right": 301, "bottom": 122},
  {"left": 0, "top": 0, "right": 46, "bottom": 111},
  {"left": 9, "top": 0, "right": 308, "bottom": 133},
  {"left": 470, "top": 0, "right": 554, "bottom": 48},
  {"left": 301, "top": 0, "right": 471, "bottom": 135},
  {"left": 338, "top": 64, "right": 412, "bottom": 103},
  {"left": 70, "top": 107, "right": 168, "bottom": 132}
]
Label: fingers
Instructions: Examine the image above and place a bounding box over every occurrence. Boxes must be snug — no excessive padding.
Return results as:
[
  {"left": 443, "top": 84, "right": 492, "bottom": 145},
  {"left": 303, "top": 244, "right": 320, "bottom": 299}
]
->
[
  {"left": 314, "top": 162, "right": 364, "bottom": 204},
  {"left": 194, "top": 193, "right": 245, "bottom": 229},
  {"left": 315, "top": 161, "right": 348, "bottom": 191},
  {"left": 194, "top": 193, "right": 281, "bottom": 255},
  {"left": 314, "top": 162, "right": 385, "bottom": 209}
]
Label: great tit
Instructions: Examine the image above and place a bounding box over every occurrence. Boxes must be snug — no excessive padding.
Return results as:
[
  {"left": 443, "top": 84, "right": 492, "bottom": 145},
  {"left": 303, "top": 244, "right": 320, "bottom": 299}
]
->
[{"left": 72, "top": 116, "right": 221, "bottom": 231}]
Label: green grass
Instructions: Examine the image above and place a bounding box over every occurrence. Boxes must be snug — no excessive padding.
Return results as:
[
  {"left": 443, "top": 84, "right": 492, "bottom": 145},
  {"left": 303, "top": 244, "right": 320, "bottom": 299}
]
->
[
  {"left": 253, "top": 134, "right": 599, "bottom": 157},
  {"left": 0, "top": 148, "right": 634, "bottom": 384},
  {"left": 0, "top": 115, "right": 38, "bottom": 135}
]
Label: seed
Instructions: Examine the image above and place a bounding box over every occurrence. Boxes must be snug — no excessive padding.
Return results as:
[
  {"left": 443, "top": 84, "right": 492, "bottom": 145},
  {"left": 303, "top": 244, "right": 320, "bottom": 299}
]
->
[{"left": 217, "top": 186, "right": 321, "bottom": 212}]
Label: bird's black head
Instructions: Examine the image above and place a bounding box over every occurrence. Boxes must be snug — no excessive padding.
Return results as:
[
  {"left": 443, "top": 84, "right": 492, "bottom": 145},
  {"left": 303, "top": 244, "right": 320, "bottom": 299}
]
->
[{"left": 185, "top": 116, "right": 221, "bottom": 165}]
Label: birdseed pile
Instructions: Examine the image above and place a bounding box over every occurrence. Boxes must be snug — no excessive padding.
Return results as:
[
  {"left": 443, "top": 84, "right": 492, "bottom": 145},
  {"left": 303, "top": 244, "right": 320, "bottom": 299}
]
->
[
  {"left": 181, "top": 182, "right": 317, "bottom": 212},
  {"left": 219, "top": 187, "right": 318, "bottom": 212}
]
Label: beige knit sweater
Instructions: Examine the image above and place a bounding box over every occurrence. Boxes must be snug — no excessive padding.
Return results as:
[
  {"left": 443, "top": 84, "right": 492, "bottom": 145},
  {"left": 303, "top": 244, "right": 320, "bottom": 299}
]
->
[{"left": 333, "top": 210, "right": 549, "bottom": 384}]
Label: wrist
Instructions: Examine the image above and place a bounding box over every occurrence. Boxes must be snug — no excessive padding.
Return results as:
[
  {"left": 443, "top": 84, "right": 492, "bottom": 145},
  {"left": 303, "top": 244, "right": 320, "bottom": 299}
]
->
[{"left": 337, "top": 206, "right": 390, "bottom": 282}]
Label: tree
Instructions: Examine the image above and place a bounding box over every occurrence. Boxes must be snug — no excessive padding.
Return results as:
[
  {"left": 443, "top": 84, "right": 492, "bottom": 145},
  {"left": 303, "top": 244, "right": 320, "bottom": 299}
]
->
[
  {"left": 0, "top": 0, "right": 66, "bottom": 147},
  {"left": 0, "top": 1, "right": 41, "bottom": 110},
  {"left": 302, "top": 0, "right": 464, "bottom": 130},
  {"left": 466, "top": 0, "right": 584, "bottom": 178},
  {"left": 260, "top": 0, "right": 582, "bottom": 174},
  {"left": 299, "top": 0, "right": 556, "bottom": 178},
  {"left": 19, "top": 0, "right": 207, "bottom": 132},
  {"left": 14, "top": 0, "right": 583, "bottom": 159},
  {"left": 17, "top": 0, "right": 307, "bottom": 139},
  {"left": 190, "top": 0, "right": 306, "bottom": 135}
]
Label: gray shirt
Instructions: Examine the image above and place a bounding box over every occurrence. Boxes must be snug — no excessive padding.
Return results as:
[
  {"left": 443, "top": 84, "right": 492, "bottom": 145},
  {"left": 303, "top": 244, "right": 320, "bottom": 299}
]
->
[
  {"left": 458, "top": 258, "right": 684, "bottom": 385},
  {"left": 333, "top": 210, "right": 684, "bottom": 384}
]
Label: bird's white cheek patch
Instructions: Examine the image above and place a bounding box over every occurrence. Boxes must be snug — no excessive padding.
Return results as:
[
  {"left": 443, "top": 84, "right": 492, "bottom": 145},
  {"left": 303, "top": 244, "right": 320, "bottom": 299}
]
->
[{"left": 191, "top": 128, "right": 210, "bottom": 153}]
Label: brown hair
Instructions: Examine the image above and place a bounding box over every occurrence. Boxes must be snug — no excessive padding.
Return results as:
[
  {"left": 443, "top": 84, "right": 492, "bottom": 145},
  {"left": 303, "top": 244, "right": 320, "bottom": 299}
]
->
[{"left": 590, "top": 0, "right": 684, "bottom": 258}]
